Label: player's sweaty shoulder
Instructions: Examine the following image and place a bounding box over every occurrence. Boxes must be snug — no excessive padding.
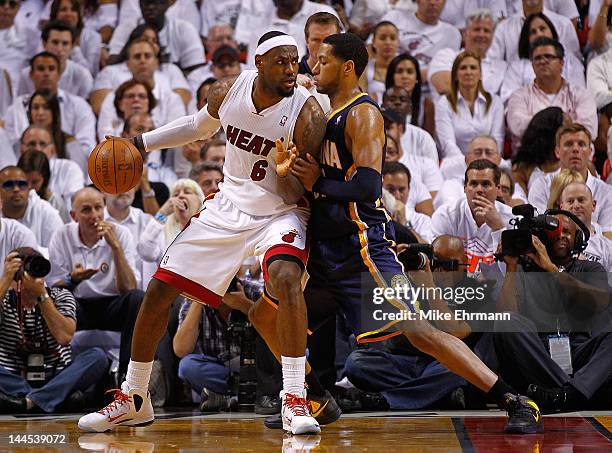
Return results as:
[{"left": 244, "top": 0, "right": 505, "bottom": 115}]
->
[
  {"left": 345, "top": 102, "right": 383, "bottom": 139},
  {"left": 293, "top": 96, "right": 327, "bottom": 159},
  {"left": 206, "top": 75, "right": 241, "bottom": 119}
]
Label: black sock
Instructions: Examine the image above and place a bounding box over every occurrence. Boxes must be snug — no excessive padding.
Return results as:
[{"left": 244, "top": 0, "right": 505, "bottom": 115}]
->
[
  {"left": 486, "top": 378, "right": 516, "bottom": 408},
  {"left": 305, "top": 371, "right": 326, "bottom": 397}
]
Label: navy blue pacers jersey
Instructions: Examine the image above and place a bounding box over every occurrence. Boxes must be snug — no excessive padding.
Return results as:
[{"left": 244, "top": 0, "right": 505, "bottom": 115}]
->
[{"left": 310, "top": 93, "right": 392, "bottom": 239}]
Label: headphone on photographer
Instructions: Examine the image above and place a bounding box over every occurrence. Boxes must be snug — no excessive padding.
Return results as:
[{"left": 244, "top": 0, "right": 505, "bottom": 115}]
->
[{"left": 544, "top": 208, "right": 590, "bottom": 255}]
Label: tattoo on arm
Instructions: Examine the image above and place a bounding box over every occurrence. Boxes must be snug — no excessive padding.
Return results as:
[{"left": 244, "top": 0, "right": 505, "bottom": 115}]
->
[
  {"left": 206, "top": 75, "right": 240, "bottom": 119},
  {"left": 294, "top": 97, "right": 327, "bottom": 160}
]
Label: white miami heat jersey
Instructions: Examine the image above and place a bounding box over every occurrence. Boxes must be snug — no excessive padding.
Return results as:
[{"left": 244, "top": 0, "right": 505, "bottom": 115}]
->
[{"left": 218, "top": 70, "right": 311, "bottom": 216}]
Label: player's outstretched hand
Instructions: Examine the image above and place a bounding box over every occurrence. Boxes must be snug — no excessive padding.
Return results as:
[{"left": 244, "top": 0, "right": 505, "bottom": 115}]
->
[
  {"left": 275, "top": 139, "right": 298, "bottom": 177},
  {"left": 291, "top": 153, "right": 321, "bottom": 192},
  {"left": 105, "top": 134, "right": 147, "bottom": 160}
]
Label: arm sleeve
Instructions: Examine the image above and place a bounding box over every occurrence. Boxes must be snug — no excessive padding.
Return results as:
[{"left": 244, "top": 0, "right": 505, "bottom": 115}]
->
[
  {"left": 313, "top": 167, "right": 382, "bottom": 203},
  {"left": 142, "top": 104, "right": 221, "bottom": 152}
]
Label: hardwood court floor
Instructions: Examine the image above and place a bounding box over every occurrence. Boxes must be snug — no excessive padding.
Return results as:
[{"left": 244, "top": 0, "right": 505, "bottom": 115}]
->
[{"left": 0, "top": 410, "right": 610, "bottom": 452}]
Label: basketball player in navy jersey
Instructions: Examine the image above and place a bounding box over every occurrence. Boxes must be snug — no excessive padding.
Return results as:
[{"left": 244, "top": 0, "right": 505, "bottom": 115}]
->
[
  {"left": 78, "top": 31, "right": 337, "bottom": 435},
  {"left": 251, "top": 33, "right": 543, "bottom": 434}
]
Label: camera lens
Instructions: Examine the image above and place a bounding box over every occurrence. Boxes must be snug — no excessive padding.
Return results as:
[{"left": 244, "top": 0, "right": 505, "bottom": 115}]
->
[{"left": 24, "top": 256, "right": 51, "bottom": 278}]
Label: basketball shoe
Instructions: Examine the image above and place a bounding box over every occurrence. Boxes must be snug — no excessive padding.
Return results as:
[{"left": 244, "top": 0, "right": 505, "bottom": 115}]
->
[
  {"left": 78, "top": 382, "right": 154, "bottom": 432},
  {"left": 504, "top": 394, "right": 544, "bottom": 434},
  {"left": 281, "top": 390, "right": 321, "bottom": 435},
  {"left": 266, "top": 390, "right": 341, "bottom": 429}
]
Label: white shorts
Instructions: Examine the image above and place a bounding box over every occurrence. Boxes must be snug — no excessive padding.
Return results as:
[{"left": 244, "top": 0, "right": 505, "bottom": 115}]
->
[{"left": 153, "top": 191, "right": 309, "bottom": 307}]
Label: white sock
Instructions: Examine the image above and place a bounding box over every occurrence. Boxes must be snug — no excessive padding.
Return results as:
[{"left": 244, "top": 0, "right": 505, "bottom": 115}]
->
[
  {"left": 126, "top": 360, "right": 153, "bottom": 391},
  {"left": 282, "top": 355, "right": 306, "bottom": 396}
]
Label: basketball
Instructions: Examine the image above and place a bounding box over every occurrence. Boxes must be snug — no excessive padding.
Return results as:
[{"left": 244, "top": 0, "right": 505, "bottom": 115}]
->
[{"left": 88, "top": 137, "right": 144, "bottom": 194}]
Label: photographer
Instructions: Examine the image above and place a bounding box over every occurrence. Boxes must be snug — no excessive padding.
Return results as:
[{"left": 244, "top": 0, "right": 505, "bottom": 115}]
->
[
  {"left": 496, "top": 212, "right": 612, "bottom": 412},
  {"left": 173, "top": 279, "right": 254, "bottom": 413},
  {"left": 0, "top": 248, "right": 107, "bottom": 413},
  {"left": 344, "top": 235, "right": 495, "bottom": 410}
]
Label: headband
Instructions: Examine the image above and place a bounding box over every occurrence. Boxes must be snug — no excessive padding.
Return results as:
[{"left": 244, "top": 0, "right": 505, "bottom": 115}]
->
[{"left": 255, "top": 35, "right": 299, "bottom": 59}]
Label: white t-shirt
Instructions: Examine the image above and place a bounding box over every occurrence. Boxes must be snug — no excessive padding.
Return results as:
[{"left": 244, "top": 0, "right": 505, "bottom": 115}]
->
[
  {"left": 350, "top": 0, "right": 415, "bottom": 28},
  {"left": 428, "top": 48, "right": 507, "bottom": 98},
  {"left": 528, "top": 170, "right": 612, "bottom": 229},
  {"left": 406, "top": 205, "right": 433, "bottom": 243},
  {"left": 435, "top": 92, "right": 505, "bottom": 157},
  {"left": 2, "top": 190, "right": 64, "bottom": 249},
  {"left": 49, "top": 158, "right": 85, "bottom": 208},
  {"left": 0, "top": 24, "right": 40, "bottom": 89},
  {"left": 441, "top": 0, "right": 508, "bottom": 29},
  {"left": 0, "top": 128, "right": 17, "bottom": 168},
  {"left": 398, "top": 149, "right": 443, "bottom": 194},
  {"left": 109, "top": 17, "right": 205, "bottom": 69},
  {"left": 0, "top": 218, "right": 38, "bottom": 275},
  {"left": 399, "top": 123, "right": 439, "bottom": 163},
  {"left": 48, "top": 222, "right": 141, "bottom": 298},
  {"left": 200, "top": 0, "right": 242, "bottom": 37},
  {"left": 432, "top": 197, "right": 513, "bottom": 273},
  {"left": 508, "top": 0, "right": 579, "bottom": 20},
  {"left": 586, "top": 48, "right": 612, "bottom": 110},
  {"left": 93, "top": 62, "right": 190, "bottom": 94},
  {"left": 379, "top": 11, "right": 461, "bottom": 71},
  {"left": 583, "top": 223, "right": 612, "bottom": 275},
  {"left": 17, "top": 59, "right": 94, "bottom": 99},
  {"left": 118, "top": 0, "right": 201, "bottom": 34}
]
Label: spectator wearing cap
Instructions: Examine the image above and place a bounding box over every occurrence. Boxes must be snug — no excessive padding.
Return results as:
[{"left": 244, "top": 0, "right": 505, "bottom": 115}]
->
[
  {"left": 235, "top": 0, "right": 339, "bottom": 69},
  {"left": 108, "top": 0, "right": 204, "bottom": 72},
  {"left": 506, "top": 38, "right": 597, "bottom": 153},
  {"left": 429, "top": 9, "right": 507, "bottom": 98},
  {"left": 16, "top": 21, "right": 93, "bottom": 99},
  {"left": 0, "top": 166, "right": 63, "bottom": 252}
]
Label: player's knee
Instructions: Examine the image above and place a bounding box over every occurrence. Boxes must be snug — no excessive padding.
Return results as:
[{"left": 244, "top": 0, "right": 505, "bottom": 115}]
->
[
  {"left": 143, "top": 278, "right": 180, "bottom": 309},
  {"left": 266, "top": 260, "right": 302, "bottom": 298}
]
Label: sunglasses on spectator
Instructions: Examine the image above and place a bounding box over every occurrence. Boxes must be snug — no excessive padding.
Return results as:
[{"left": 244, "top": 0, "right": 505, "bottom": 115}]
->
[
  {"left": 532, "top": 54, "right": 560, "bottom": 63},
  {"left": 1, "top": 180, "right": 29, "bottom": 190},
  {"left": 0, "top": 0, "right": 19, "bottom": 8}
]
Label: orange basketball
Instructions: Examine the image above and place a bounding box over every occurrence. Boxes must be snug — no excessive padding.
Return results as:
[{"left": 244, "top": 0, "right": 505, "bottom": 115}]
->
[{"left": 88, "top": 137, "right": 143, "bottom": 194}]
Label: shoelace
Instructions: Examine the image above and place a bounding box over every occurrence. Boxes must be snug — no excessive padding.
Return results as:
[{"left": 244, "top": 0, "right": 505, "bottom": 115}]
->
[
  {"left": 285, "top": 394, "right": 310, "bottom": 417},
  {"left": 97, "top": 389, "right": 131, "bottom": 416}
]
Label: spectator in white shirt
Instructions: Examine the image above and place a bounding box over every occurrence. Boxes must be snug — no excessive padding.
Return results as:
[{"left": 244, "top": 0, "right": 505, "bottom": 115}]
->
[
  {"left": 49, "top": 0, "right": 102, "bottom": 75},
  {"left": 435, "top": 134, "right": 504, "bottom": 209},
  {"left": 558, "top": 182, "right": 612, "bottom": 274},
  {"left": 432, "top": 159, "right": 513, "bottom": 273},
  {"left": 104, "top": 189, "right": 153, "bottom": 291},
  {"left": 48, "top": 187, "right": 143, "bottom": 377},
  {"left": 200, "top": 0, "right": 241, "bottom": 41},
  {"left": 429, "top": 8, "right": 507, "bottom": 98},
  {"left": 0, "top": 0, "right": 39, "bottom": 88},
  {"left": 0, "top": 166, "right": 63, "bottom": 250},
  {"left": 500, "top": 13, "right": 585, "bottom": 103},
  {"left": 43, "top": 0, "right": 118, "bottom": 42},
  {"left": 528, "top": 123, "right": 612, "bottom": 232},
  {"left": 349, "top": 0, "right": 416, "bottom": 39},
  {"left": 441, "top": 0, "right": 507, "bottom": 29},
  {"left": 235, "top": 0, "right": 339, "bottom": 69},
  {"left": 435, "top": 50, "right": 504, "bottom": 158},
  {"left": 361, "top": 21, "right": 399, "bottom": 104},
  {"left": 382, "top": 161, "right": 433, "bottom": 243},
  {"left": 587, "top": 40, "right": 612, "bottom": 110},
  {"left": 488, "top": 0, "right": 580, "bottom": 62},
  {"left": 3, "top": 53, "right": 96, "bottom": 170},
  {"left": 17, "top": 21, "right": 93, "bottom": 98},
  {"left": 91, "top": 24, "right": 191, "bottom": 114},
  {"left": 588, "top": 0, "right": 612, "bottom": 55},
  {"left": 17, "top": 150, "right": 70, "bottom": 223},
  {"left": 118, "top": 0, "right": 200, "bottom": 36},
  {"left": 506, "top": 38, "right": 597, "bottom": 152},
  {"left": 380, "top": 0, "right": 461, "bottom": 79},
  {"left": 383, "top": 56, "right": 436, "bottom": 137},
  {"left": 19, "top": 125, "right": 83, "bottom": 209},
  {"left": 189, "top": 162, "right": 223, "bottom": 198},
  {"left": 382, "top": 103, "right": 438, "bottom": 163},
  {"left": 511, "top": 106, "right": 566, "bottom": 199},
  {"left": 108, "top": 0, "right": 205, "bottom": 72}
]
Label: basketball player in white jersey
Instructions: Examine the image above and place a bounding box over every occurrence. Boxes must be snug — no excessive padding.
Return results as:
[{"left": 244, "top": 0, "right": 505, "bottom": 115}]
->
[{"left": 78, "top": 31, "right": 327, "bottom": 435}]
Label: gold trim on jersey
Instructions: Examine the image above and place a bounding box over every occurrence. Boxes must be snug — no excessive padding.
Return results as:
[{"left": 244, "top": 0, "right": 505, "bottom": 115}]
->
[{"left": 327, "top": 92, "right": 369, "bottom": 121}]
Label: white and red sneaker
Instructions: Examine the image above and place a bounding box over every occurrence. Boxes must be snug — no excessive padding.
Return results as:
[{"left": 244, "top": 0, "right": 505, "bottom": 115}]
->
[
  {"left": 78, "top": 382, "right": 154, "bottom": 432},
  {"left": 281, "top": 390, "right": 321, "bottom": 435}
]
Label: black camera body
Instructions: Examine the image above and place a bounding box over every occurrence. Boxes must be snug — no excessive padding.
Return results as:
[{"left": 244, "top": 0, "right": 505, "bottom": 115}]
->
[
  {"left": 14, "top": 254, "right": 51, "bottom": 281},
  {"left": 398, "top": 244, "right": 434, "bottom": 271},
  {"left": 500, "top": 204, "right": 560, "bottom": 259}
]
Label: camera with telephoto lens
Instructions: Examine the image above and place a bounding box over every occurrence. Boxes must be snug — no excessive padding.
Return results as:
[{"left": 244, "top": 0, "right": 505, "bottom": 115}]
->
[
  {"left": 498, "top": 204, "right": 560, "bottom": 266},
  {"left": 398, "top": 244, "right": 434, "bottom": 271},
  {"left": 13, "top": 254, "right": 51, "bottom": 281}
]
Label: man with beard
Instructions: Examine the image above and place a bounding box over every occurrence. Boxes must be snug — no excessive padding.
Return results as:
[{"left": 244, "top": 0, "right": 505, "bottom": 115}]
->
[
  {"left": 79, "top": 31, "right": 331, "bottom": 435},
  {"left": 496, "top": 213, "right": 612, "bottom": 412}
]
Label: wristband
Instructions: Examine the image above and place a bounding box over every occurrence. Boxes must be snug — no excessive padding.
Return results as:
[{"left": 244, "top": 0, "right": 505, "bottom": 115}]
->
[
  {"left": 142, "top": 189, "right": 156, "bottom": 198},
  {"left": 132, "top": 135, "right": 146, "bottom": 152},
  {"left": 155, "top": 212, "right": 167, "bottom": 224}
]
